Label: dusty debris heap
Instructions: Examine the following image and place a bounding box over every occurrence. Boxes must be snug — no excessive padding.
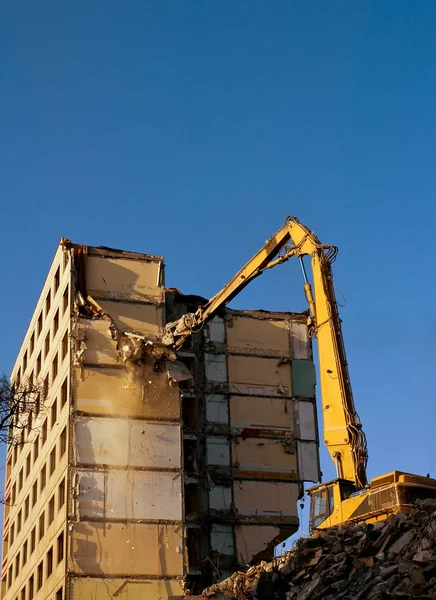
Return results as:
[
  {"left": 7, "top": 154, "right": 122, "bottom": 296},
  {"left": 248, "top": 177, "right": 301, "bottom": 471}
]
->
[{"left": 191, "top": 499, "right": 436, "bottom": 600}]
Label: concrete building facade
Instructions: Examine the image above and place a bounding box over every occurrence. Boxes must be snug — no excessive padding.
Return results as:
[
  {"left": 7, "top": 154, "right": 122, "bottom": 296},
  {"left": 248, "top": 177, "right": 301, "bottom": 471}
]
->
[{"left": 2, "top": 241, "right": 320, "bottom": 600}]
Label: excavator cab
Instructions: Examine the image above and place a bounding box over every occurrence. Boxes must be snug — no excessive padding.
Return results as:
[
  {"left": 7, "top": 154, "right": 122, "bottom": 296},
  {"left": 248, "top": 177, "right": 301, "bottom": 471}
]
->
[{"left": 308, "top": 479, "right": 359, "bottom": 530}]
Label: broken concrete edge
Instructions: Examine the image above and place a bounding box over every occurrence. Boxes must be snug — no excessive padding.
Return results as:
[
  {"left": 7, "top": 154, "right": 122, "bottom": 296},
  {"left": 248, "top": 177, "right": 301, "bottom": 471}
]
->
[{"left": 67, "top": 241, "right": 188, "bottom": 387}]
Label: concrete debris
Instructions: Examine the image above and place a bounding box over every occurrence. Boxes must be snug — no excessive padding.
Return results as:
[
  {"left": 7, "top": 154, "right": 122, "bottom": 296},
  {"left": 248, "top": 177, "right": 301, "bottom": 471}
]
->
[
  {"left": 165, "top": 360, "right": 194, "bottom": 386},
  {"left": 190, "top": 499, "right": 436, "bottom": 600}
]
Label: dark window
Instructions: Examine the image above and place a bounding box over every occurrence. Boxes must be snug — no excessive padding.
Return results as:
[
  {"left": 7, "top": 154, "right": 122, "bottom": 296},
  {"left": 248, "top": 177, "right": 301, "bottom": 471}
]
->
[
  {"left": 58, "top": 479, "right": 65, "bottom": 509},
  {"left": 43, "top": 375, "right": 49, "bottom": 401},
  {"left": 62, "top": 284, "right": 69, "bottom": 314},
  {"left": 55, "top": 586, "right": 63, "bottom": 600},
  {"left": 51, "top": 399, "right": 57, "bottom": 429},
  {"left": 37, "top": 560, "right": 43, "bottom": 589},
  {"left": 53, "top": 310, "right": 59, "bottom": 337},
  {"left": 44, "top": 332, "right": 50, "bottom": 359},
  {"left": 30, "top": 331, "right": 35, "bottom": 356},
  {"left": 24, "top": 495, "right": 29, "bottom": 520},
  {"left": 37, "top": 312, "right": 43, "bottom": 336},
  {"left": 46, "top": 547, "right": 53, "bottom": 578},
  {"left": 28, "top": 575, "right": 34, "bottom": 599},
  {"left": 15, "top": 554, "right": 20, "bottom": 578},
  {"left": 36, "top": 352, "right": 41, "bottom": 376},
  {"left": 61, "top": 378, "right": 68, "bottom": 408},
  {"left": 23, "top": 351, "right": 28, "bottom": 374},
  {"left": 27, "top": 411, "right": 33, "bottom": 436},
  {"left": 50, "top": 447, "right": 56, "bottom": 475},
  {"left": 30, "top": 527, "right": 36, "bottom": 553},
  {"left": 33, "top": 435, "right": 39, "bottom": 463},
  {"left": 45, "top": 290, "right": 51, "bottom": 316},
  {"left": 40, "top": 464, "right": 46, "bottom": 492},
  {"left": 48, "top": 495, "right": 55, "bottom": 524},
  {"left": 52, "top": 354, "right": 58, "bottom": 382},
  {"left": 22, "top": 541, "right": 27, "bottom": 567},
  {"left": 42, "top": 420, "right": 48, "bottom": 446},
  {"left": 26, "top": 453, "right": 31, "bottom": 478},
  {"left": 54, "top": 266, "right": 60, "bottom": 293},
  {"left": 60, "top": 427, "right": 67, "bottom": 457},
  {"left": 38, "top": 512, "right": 45, "bottom": 541},
  {"left": 62, "top": 331, "right": 69, "bottom": 360},
  {"left": 57, "top": 531, "right": 64, "bottom": 564},
  {"left": 32, "top": 481, "right": 37, "bottom": 506}
]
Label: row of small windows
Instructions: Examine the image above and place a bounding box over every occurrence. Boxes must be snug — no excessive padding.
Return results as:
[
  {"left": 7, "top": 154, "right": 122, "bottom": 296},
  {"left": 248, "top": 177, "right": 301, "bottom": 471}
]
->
[
  {"left": 8, "top": 441, "right": 67, "bottom": 549},
  {"left": 10, "top": 424, "right": 67, "bottom": 506},
  {"left": 10, "top": 375, "right": 69, "bottom": 472},
  {"left": 16, "top": 269, "right": 69, "bottom": 389},
  {"left": 18, "top": 321, "right": 69, "bottom": 392},
  {"left": 7, "top": 528, "right": 64, "bottom": 597},
  {"left": 12, "top": 583, "right": 63, "bottom": 600}
]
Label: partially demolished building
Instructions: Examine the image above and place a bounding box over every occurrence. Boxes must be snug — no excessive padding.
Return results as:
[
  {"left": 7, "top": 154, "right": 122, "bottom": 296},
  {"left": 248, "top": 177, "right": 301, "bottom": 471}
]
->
[{"left": 2, "top": 241, "right": 320, "bottom": 600}]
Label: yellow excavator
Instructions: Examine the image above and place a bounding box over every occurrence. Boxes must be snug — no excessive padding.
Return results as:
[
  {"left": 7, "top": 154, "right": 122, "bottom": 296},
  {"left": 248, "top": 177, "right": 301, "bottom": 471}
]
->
[{"left": 163, "top": 216, "right": 436, "bottom": 530}]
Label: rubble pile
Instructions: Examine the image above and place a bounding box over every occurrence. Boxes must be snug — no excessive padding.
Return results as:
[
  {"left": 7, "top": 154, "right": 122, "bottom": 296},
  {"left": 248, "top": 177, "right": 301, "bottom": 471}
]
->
[{"left": 195, "top": 500, "right": 436, "bottom": 600}]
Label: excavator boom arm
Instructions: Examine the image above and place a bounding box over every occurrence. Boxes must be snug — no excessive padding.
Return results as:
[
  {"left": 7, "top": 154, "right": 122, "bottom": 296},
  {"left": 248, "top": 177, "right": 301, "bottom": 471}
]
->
[{"left": 163, "top": 216, "right": 368, "bottom": 489}]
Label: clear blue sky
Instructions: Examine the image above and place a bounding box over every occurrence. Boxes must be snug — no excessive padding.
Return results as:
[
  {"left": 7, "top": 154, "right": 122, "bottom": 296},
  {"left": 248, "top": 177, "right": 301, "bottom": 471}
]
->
[{"left": 1, "top": 1, "right": 436, "bottom": 518}]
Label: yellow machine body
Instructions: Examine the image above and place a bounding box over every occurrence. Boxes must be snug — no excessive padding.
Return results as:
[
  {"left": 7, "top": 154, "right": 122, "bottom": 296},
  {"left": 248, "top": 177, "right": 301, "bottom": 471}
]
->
[{"left": 308, "top": 471, "right": 436, "bottom": 529}]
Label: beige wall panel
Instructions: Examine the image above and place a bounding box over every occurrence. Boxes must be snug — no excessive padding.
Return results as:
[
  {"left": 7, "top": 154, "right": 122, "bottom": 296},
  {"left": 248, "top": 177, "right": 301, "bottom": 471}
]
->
[
  {"left": 128, "top": 421, "right": 181, "bottom": 468},
  {"left": 235, "top": 525, "right": 280, "bottom": 564},
  {"left": 297, "top": 400, "right": 317, "bottom": 440},
  {"left": 70, "top": 577, "right": 185, "bottom": 600},
  {"left": 228, "top": 356, "right": 292, "bottom": 397},
  {"left": 76, "top": 416, "right": 129, "bottom": 465},
  {"left": 297, "top": 441, "right": 320, "bottom": 483},
  {"left": 77, "top": 469, "right": 182, "bottom": 521},
  {"left": 78, "top": 318, "right": 119, "bottom": 364},
  {"left": 233, "top": 481, "right": 298, "bottom": 516},
  {"left": 75, "top": 417, "right": 181, "bottom": 468},
  {"left": 291, "top": 322, "right": 310, "bottom": 359},
  {"left": 232, "top": 438, "right": 297, "bottom": 474},
  {"left": 69, "top": 522, "right": 184, "bottom": 576},
  {"left": 75, "top": 366, "right": 180, "bottom": 419},
  {"left": 227, "top": 317, "right": 290, "bottom": 356},
  {"left": 98, "top": 301, "right": 162, "bottom": 336},
  {"left": 230, "top": 396, "right": 293, "bottom": 432},
  {"left": 86, "top": 256, "right": 163, "bottom": 302}
]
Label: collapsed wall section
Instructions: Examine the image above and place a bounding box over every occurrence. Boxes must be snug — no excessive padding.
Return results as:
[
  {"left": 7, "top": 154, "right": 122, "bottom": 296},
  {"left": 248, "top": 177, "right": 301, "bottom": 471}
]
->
[
  {"left": 167, "top": 293, "right": 320, "bottom": 594},
  {"left": 68, "top": 247, "right": 187, "bottom": 599}
]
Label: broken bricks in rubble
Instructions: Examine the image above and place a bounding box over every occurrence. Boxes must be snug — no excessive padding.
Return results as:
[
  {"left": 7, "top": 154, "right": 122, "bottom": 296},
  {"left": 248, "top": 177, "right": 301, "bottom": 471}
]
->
[{"left": 187, "top": 499, "right": 436, "bottom": 600}]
